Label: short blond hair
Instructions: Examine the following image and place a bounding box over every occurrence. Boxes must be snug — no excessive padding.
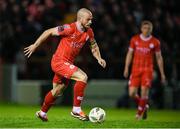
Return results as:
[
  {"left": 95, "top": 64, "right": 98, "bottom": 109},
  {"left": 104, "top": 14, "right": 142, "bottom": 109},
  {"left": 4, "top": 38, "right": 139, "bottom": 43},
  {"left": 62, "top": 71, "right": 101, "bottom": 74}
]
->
[{"left": 141, "top": 20, "right": 153, "bottom": 28}]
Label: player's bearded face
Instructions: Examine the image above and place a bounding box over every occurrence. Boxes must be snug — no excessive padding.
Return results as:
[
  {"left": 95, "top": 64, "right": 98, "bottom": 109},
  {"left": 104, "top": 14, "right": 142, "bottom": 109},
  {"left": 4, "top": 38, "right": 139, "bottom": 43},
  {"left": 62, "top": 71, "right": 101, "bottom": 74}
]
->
[
  {"left": 81, "top": 13, "right": 93, "bottom": 29},
  {"left": 141, "top": 24, "right": 152, "bottom": 37}
]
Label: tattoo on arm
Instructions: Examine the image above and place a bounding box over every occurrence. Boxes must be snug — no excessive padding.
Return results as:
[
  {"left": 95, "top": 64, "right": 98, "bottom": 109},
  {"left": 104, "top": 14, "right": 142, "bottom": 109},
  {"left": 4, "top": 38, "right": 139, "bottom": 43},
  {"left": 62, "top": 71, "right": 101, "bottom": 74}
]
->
[
  {"left": 90, "top": 39, "right": 97, "bottom": 49},
  {"left": 90, "top": 40, "right": 100, "bottom": 55}
]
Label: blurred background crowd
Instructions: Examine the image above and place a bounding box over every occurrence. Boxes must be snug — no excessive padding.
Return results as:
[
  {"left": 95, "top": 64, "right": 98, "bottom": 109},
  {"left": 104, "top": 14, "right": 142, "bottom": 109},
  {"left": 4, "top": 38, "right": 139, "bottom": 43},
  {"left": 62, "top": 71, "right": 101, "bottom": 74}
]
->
[
  {"left": 0, "top": 0, "right": 179, "bottom": 80},
  {"left": 0, "top": 0, "right": 180, "bottom": 108}
]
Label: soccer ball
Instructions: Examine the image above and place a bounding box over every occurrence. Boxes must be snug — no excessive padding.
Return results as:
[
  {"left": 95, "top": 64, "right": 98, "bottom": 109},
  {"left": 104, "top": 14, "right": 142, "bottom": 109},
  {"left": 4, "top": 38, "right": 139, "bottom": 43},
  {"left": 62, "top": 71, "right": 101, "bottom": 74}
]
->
[{"left": 89, "top": 107, "right": 106, "bottom": 123}]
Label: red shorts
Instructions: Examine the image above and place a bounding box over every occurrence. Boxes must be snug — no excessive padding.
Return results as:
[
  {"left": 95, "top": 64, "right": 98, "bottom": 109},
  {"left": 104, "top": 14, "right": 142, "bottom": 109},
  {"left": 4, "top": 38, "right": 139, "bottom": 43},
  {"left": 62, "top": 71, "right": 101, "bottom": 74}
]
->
[
  {"left": 129, "top": 70, "right": 153, "bottom": 88},
  {"left": 51, "top": 58, "right": 78, "bottom": 85}
]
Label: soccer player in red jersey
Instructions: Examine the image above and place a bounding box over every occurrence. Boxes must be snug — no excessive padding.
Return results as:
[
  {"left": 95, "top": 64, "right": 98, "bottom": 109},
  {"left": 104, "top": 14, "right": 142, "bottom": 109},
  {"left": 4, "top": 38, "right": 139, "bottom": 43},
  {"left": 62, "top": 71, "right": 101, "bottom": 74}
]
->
[
  {"left": 124, "top": 20, "right": 166, "bottom": 120},
  {"left": 24, "top": 8, "right": 106, "bottom": 121}
]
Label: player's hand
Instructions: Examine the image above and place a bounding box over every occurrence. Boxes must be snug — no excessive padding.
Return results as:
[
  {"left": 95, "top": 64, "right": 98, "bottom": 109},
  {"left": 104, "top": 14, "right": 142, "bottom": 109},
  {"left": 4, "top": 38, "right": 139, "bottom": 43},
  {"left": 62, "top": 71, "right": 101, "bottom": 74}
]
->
[
  {"left": 123, "top": 67, "right": 129, "bottom": 78},
  {"left": 161, "top": 74, "right": 166, "bottom": 84},
  {"left": 98, "top": 58, "right": 106, "bottom": 68},
  {"left": 24, "top": 44, "right": 37, "bottom": 58}
]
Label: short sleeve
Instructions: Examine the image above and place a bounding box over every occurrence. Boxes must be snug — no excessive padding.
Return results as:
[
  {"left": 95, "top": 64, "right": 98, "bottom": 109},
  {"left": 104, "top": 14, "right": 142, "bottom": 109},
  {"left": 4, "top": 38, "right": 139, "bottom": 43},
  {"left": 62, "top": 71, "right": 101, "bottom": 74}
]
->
[
  {"left": 56, "top": 24, "right": 74, "bottom": 36},
  {"left": 88, "top": 28, "right": 94, "bottom": 42},
  {"left": 155, "top": 39, "right": 161, "bottom": 52},
  {"left": 129, "top": 37, "right": 135, "bottom": 51}
]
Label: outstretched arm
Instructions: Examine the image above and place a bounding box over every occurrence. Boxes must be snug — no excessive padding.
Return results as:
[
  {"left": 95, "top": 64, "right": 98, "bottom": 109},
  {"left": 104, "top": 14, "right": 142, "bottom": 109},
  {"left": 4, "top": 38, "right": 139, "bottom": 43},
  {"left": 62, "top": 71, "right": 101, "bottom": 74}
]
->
[
  {"left": 24, "top": 27, "right": 59, "bottom": 58},
  {"left": 155, "top": 51, "right": 166, "bottom": 83},
  {"left": 123, "top": 49, "right": 133, "bottom": 78},
  {"left": 90, "top": 39, "right": 106, "bottom": 68}
]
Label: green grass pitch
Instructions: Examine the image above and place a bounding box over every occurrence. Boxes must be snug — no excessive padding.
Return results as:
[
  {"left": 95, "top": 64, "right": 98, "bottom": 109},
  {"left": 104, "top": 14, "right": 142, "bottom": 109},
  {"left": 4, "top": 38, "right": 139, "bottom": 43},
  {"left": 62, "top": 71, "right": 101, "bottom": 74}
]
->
[{"left": 0, "top": 103, "right": 180, "bottom": 128}]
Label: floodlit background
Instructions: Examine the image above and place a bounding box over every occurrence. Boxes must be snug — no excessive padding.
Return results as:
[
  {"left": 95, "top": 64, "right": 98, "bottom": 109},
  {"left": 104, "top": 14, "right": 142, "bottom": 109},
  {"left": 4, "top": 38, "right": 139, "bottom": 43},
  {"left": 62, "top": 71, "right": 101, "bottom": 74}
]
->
[{"left": 0, "top": 0, "right": 180, "bottom": 109}]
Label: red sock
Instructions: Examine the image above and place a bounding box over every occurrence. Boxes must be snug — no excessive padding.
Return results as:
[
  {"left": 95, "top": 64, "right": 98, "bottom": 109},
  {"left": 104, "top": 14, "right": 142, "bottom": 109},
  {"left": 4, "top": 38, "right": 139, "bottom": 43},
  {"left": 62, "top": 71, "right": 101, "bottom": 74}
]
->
[
  {"left": 137, "top": 98, "right": 148, "bottom": 116},
  {"left": 73, "top": 81, "right": 87, "bottom": 106},
  {"left": 133, "top": 94, "right": 140, "bottom": 105},
  {"left": 41, "top": 91, "right": 57, "bottom": 113}
]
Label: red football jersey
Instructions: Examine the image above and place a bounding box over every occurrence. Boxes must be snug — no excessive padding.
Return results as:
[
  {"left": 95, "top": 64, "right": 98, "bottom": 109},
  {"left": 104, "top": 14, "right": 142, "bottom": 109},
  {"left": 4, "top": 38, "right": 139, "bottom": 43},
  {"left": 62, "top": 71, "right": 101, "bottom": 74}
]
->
[
  {"left": 129, "top": 34, "right": 160, "bottom": 72},
  {"left": 53, "top": 22, "right": 94, "bottom": 63}
]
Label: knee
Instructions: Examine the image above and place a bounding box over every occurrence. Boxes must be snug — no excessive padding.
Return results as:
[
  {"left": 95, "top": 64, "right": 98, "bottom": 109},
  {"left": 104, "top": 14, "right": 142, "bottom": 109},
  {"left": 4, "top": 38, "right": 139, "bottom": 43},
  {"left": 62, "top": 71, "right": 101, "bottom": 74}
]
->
[
  {"left": 129, "top": 91, "right": 136, "bottom": 98},
  {"left": 52, "top": 85, "right": 65, "bottom": 97},
  {"left": 141, "top": 88, "right": 149, "bottom": 99},
  {"left": 55, "top": 87, "right": 61, "bottom": 96}
]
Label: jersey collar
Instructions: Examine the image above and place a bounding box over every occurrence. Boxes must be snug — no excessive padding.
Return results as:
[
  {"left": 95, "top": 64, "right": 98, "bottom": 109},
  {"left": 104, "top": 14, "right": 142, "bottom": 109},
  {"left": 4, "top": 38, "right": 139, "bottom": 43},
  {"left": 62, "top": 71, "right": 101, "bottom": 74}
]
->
[{"left": 140, "top": 34, "right": 152, "bottom": 41}]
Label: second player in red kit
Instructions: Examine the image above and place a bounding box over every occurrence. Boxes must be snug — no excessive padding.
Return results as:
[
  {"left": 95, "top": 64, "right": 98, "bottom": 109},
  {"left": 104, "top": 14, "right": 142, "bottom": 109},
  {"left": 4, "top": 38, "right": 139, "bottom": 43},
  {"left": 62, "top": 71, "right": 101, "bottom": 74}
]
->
[
  {"left": 124, "top": 20, "right": 166, "bottom": 120},
  {"left": 128, "top": 33, "right": 160, "bottom": 87}
]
